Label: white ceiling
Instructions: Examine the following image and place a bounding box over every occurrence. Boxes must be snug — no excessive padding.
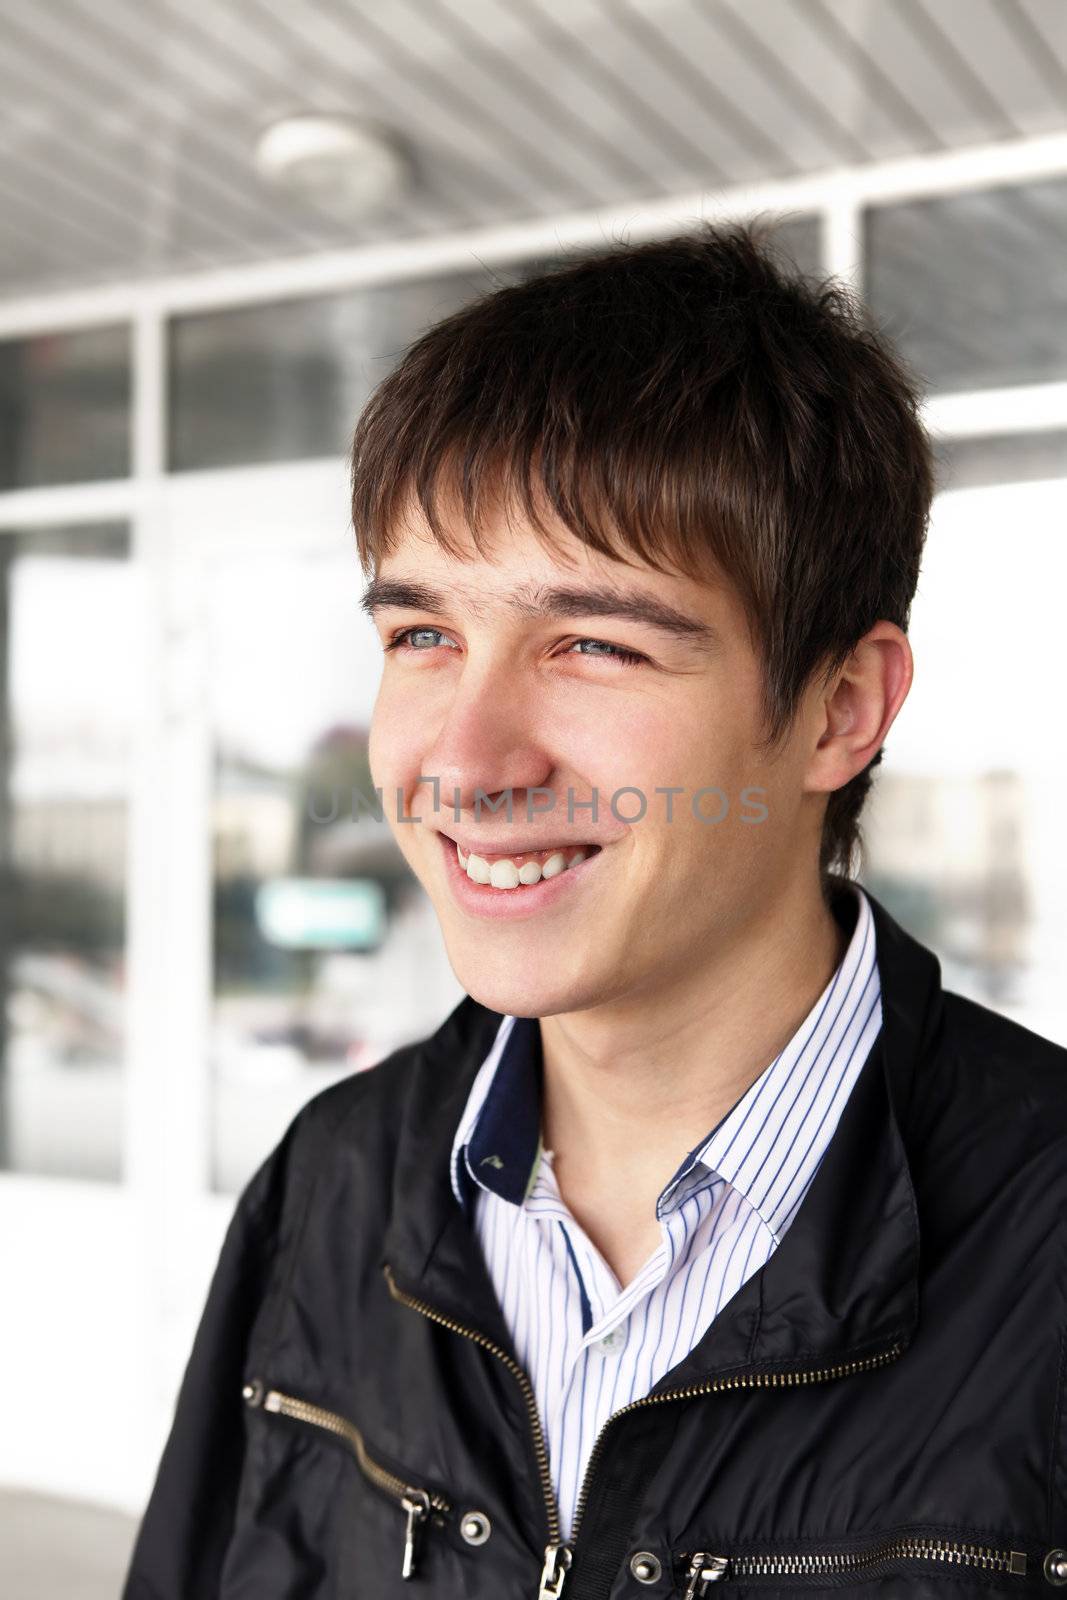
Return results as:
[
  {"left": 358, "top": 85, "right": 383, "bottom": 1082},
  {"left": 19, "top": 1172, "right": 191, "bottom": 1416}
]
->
[{"left": 0, "top": 0, "right": 1065, "bottom": 298}]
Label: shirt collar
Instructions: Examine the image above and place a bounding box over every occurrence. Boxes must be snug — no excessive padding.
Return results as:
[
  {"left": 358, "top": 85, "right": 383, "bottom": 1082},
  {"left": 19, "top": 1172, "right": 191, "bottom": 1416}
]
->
[
  {"left": 656, "top": 882, "right": 878, "bottom": 1239},
  {"left": 450, "top": 882, "right": 877, "bottom": 1228}
]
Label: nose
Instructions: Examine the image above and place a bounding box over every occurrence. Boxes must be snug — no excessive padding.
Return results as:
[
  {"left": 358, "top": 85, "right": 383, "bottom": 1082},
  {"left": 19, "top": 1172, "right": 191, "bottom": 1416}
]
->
[{"left": 416, "top": 658, "right": 555, "bottom": 824}]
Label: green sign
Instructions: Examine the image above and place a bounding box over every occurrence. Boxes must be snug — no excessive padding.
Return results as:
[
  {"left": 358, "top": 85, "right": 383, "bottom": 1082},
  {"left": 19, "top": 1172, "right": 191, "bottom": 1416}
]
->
[{"left": 255, "top": 877, "right": 385, "bottom": 951}]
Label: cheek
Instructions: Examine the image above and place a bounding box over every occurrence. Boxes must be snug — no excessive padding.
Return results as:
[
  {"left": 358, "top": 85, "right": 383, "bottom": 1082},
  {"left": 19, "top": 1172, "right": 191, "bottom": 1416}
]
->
[
  {"left": 575, "top": 697, "right": 679, "bottom": 782},
  {"left": 592, "top": 698, "right": 761, "bottom": 865},
  {"left": 589, "top": 704, "right": 731, "bottom": 800}
]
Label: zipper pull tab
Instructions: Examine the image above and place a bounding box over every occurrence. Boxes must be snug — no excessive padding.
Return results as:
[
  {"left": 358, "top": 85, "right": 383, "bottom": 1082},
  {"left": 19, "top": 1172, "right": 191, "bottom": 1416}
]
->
[
  {"left": 537, "top": 1541, "right": 573, "bottom": 1598},
  {"left": 684, "top": 1552, "right": 729, "bottom": 1597},
  {"left": 400, "top": 1490, "right": 430, "bottom": 1579}
]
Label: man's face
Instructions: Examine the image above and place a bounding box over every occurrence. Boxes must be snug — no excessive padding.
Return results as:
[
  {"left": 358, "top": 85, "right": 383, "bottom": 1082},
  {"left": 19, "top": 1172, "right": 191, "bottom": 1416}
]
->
[{"left": 366, "top": 501, "right": 827, "bottom": 1019}]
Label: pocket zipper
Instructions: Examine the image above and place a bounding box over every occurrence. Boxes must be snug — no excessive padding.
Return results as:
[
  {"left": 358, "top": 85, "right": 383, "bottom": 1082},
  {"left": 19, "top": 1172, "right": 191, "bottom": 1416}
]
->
[
  {"left": 679, "top": 1536, "right": 1029, "bottom": 1596},
  {"left": 242, "top": 1377, "right": 451, "bottom": 1579}
]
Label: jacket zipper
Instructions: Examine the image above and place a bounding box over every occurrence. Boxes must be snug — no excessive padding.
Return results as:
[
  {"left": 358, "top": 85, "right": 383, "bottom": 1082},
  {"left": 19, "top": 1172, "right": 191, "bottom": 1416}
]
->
[
  {"left": 678, "top": 1537, "right": 1029, "bottom": 1595},
  {"left": 382, "top": 1262, "right": 570, "bottom": 1597},
  {"left": 382, "top": 1259, "right": 904, "bottom": 1599},
  {"left": 242, "top": 1376, "right": 450, "bottom": 1579}
]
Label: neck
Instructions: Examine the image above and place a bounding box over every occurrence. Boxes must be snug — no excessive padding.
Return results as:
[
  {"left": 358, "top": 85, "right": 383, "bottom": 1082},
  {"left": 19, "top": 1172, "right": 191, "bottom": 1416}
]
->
[{"left": 538, "top": 875, "right": 851, "bottom": 1203}]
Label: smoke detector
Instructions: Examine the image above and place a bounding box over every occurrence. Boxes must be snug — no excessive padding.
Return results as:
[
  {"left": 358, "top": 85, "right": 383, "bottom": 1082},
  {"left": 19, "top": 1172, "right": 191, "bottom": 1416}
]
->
[{"left": 253, "top": 113, "right": 410, "bottom": 219}]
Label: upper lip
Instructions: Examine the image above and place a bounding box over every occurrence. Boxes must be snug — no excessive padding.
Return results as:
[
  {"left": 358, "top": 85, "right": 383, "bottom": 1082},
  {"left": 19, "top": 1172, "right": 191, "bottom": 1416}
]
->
[{"left": 438, "top": 829, "right": 605, "bottom": 856}]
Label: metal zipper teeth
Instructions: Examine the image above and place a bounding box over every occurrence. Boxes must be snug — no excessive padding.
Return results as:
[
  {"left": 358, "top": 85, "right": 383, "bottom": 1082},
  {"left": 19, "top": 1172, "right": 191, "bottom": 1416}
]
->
[
  {"left": 681, "top": 1535, "right": 1028, "bottom": 1585},
  {"left": 246, "top": 1382, "right": 451, "bottom": 1515},
  {"left": 734, "top": 1535, "right": 1028, "bottom": 1576},
  {"left": 567, "top": 1339, "right": 906, "bottom": 1548},
  {"left": 384, "top": 1260, "right": 904, "bottom": 1555},
  {"left": 383, "top": 1261, "right": 562, "bottom": 1545}
]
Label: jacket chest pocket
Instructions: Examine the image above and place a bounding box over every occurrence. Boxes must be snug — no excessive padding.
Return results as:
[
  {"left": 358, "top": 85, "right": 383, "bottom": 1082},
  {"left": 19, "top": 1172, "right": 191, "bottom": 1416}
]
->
[
  {"left": 674, "top": 1531, "right": 1053, "bottom": 1596},
  {"left": 242, "top": 1375, "right": 455, "bottom": 1583}
]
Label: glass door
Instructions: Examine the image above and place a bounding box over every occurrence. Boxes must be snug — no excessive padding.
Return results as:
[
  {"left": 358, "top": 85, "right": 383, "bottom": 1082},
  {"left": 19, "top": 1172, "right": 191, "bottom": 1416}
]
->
[{"left": 161, "top": 461, "right": 463, "bottom": 1202}]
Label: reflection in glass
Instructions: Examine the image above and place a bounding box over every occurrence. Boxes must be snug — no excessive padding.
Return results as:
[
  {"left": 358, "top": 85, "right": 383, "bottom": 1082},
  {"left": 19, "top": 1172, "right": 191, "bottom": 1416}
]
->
[
  {"left": 0, "top": 524, "right": 132, "bottom": 1179},
  {"left": 208, "top": 550, "right": 463, "bottom": 1195},
  {"left": 0, "top": 327, "right": 131, "bottom": 489},
  {"left": 858, "top": 469, "right": 1067, "bottom": 1047},
  {"left": 865, "top": 175, "right": 1067, "bottom": 393},
  {"left": 169, "top": 273, "right": 485, "bottom": 472}
]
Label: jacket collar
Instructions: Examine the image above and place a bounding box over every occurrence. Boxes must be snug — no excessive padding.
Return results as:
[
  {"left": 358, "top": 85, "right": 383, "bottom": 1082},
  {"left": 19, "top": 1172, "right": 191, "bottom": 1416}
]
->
[{"left": 381, "top": 878, "right": 934, "bottom": 1382}]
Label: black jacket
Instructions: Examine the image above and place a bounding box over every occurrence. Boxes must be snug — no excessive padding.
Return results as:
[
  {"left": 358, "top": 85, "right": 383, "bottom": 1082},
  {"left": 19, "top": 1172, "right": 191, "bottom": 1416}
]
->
[{"left": 121, "top": 882, "right": 1067, "bottom": 1600}]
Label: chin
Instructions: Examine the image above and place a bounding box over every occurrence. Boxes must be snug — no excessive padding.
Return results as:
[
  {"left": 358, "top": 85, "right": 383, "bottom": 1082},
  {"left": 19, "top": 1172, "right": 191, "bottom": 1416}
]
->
[{"left": 444, "top": 943, "right": 593, "bottom": 1020}]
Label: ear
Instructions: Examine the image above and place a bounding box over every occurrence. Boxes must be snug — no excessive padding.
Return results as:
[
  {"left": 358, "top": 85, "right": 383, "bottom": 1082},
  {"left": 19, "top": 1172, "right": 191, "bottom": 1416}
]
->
[{"left": 805, "top": 623, "right": 914, "bottom": 795}]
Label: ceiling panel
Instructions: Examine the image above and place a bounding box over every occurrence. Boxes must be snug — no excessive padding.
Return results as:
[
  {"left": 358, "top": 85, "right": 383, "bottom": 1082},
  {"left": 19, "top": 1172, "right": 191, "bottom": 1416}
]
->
[{"left": 0, "top": 0, "right": 1063, "bottom": 298}]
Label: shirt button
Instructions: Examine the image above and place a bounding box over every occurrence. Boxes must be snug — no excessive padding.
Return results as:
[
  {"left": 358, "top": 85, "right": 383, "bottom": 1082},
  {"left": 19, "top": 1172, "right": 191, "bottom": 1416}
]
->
[{"left": 591, "top": 1325, "right": 626, "bottom": 1356}]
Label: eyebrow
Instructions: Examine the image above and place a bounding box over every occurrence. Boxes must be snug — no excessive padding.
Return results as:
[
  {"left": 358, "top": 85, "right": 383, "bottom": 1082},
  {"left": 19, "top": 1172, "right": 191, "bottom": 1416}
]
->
[{"left": 359, "top": 577, "right": 721, "bottom": 651}]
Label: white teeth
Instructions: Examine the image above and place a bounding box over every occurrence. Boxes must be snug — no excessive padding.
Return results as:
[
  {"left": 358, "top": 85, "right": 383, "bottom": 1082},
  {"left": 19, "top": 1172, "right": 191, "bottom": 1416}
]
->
[
  {"left": 466, "top": 853, "right": 491, "bottom": 884},
  {"left": 456, "top": 840, "right": 596, "bottom": 890}
]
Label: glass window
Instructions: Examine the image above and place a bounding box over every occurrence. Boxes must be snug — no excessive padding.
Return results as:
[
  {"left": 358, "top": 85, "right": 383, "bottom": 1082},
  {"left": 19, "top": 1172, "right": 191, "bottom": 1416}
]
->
[
  {"left": 0, "top": 523, "right": 133, "bottom": 1180},
  {"left": 0, "top": 326, "right": 131, "bottom": 489},
  {"left": 865, "top": 175, "right": 1067, "bottom": 393},
  {"left": 860, "top": 464, "right": 1067, "bottom": 1048},
  {"left": 170, "top": 219, "right": 823, "bottom": 475},
  {"left": 934, "top": 430, "right": 1067, "bottom": 494},
  {"left": 168, "top": 273, "right": 485, "bottom": 472},
  {"left": 206, "top": 544, "right": 463, "bottom": 1196},
  {"left": 767, "top": 213, "right": 823, "bottom": 278}
]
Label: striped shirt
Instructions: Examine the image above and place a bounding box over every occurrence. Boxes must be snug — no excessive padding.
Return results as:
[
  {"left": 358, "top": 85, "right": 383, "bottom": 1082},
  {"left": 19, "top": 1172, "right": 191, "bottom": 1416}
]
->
[{"left": 450, "top": 881, "right": 882, "bottom": 1543}]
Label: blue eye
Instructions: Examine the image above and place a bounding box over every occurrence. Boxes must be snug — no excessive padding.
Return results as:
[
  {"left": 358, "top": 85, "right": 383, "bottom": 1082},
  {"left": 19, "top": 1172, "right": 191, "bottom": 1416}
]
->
[
  {"left": 383, "top": 628, "right": 647, "bottom": 668},
  {"left": 384, "top": 626, "right": 456, "bottom": 653},
  {"left": 568, "top": 638, "right": 647, "bottom": 667}
]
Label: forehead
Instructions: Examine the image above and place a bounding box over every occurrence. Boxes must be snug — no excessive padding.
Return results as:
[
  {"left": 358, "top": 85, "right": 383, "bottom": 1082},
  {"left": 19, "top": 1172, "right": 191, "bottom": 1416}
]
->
[{"left": 373, "top": 492, "right": 741, "bottom": 635}]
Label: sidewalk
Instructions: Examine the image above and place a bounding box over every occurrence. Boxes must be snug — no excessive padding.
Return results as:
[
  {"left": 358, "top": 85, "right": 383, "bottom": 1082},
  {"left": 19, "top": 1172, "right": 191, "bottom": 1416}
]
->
[{"left": 1, "top": 1489, "right": 136, "bottom": 1599}]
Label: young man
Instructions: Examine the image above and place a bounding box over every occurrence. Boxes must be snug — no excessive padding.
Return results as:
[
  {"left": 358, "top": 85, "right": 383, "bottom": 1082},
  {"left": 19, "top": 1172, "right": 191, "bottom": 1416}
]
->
[{"left": 122, "top": 224, "right": 1067, "bottom": 1600}]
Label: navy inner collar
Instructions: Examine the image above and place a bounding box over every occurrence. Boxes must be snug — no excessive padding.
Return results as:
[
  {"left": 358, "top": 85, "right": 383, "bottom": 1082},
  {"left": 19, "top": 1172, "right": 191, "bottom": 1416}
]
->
[{"left": 462, "top": 1014, "right": 543, "bottom": 1208}]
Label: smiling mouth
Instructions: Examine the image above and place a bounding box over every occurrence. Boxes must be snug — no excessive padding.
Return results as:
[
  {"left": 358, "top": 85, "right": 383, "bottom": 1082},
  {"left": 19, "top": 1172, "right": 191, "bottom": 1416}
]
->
[{"left": 445, "top": 836, "right": 603, "bottom": 890}]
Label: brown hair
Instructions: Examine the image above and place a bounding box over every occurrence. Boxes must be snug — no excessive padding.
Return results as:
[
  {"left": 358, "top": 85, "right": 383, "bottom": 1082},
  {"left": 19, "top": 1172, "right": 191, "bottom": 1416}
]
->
[{"left": 350, "top": 218, "right": 935, "bottom": 891}]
